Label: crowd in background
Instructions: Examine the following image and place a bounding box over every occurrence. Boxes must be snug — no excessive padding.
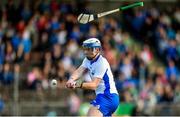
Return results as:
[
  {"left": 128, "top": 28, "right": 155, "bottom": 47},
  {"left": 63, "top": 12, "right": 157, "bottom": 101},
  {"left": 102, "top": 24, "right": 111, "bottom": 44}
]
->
[
  {"left": 123, "top": 4, "right": 180, "bottom": 66},
  {"left": 0, "top": 0, "right": 180, "bottom": 116}
]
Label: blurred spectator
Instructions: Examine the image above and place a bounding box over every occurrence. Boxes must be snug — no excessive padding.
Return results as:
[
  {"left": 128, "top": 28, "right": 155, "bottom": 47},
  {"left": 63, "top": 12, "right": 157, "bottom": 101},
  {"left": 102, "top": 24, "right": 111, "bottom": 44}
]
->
[
  {"left": 165, "top": 60, "right": 179, "bottom": 81},
  {"left": 14, "top": 64, "right": 20, "bottom": 81},
  {"left": 70, "top": 25, "right": 82, "bottom": 42},
  {"left": 166, "top": 40, "right": 178, "bottom": 62},
  {"left": 5, "top": 42, "right": 15, "bottom": 63},
  {"left": 155, "top": 67, "right": 168, "bottom": 85},
  {"left": 0, "top": 95, "right": 4, "bottom": 114},
  {"left": 27, "top": 67, "right": 42, "bottom": 90},
  {"left": 52, "top": 44, "right": 63, "bottom": 62},
  {"left": 0, "top": 63, "right": 14, "bottom": 85},
  {"left": 138, "top": 78, "right": 156, "bottom": 115},
  {"left": 120, "top": 57, "right": 133, "bottom": 80},
  {"left": 67, "top": 92, "right": 81, "bottom": 116},
  {"left": 140, "top": 45, "right": 153, "bottom": 64},
  {"left": 103, "top": 40, "right": 117, "bottom": 69},
  {"left": 57, "top": 23, "right": 67, "bottom": 45},
  {"left": 176, "top": 30, "right": 180, "bottom": 59},
  {"left": 0, "top": 37, "right": 5, "bottom": 66},
  {"left": 158, "top": 84, "right": 174, "bottom": 103},
  {"left": 174, "top": 82, "right": 180, "bottom": 103}
]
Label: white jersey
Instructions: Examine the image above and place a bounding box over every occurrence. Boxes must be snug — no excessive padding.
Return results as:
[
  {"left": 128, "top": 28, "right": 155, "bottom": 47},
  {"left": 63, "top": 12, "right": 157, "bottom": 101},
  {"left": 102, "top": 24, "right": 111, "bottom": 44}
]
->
[{"left": 81, "top": 54, "right": 118, "bottom": 95}]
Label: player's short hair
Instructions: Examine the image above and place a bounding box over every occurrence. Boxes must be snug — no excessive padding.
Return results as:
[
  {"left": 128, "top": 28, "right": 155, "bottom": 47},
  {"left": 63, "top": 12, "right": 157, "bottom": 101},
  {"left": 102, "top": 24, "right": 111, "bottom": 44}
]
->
[{"left": 82, "top": 38, "right": 101, "bottom": 49}]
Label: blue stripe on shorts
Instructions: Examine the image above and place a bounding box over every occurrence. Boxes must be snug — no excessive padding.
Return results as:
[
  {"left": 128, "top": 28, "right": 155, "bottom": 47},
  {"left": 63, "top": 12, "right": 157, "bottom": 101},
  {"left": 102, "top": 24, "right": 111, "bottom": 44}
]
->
[{"left": 90, "top": 93, "right": 119, "bottom": 116}]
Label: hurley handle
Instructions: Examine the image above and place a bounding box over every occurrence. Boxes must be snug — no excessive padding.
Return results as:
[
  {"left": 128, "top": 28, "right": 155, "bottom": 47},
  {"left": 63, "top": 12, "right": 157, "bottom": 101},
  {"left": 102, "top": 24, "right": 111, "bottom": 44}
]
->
[{"left": 119, "top": 2, "right": 144, "bottom": 11}]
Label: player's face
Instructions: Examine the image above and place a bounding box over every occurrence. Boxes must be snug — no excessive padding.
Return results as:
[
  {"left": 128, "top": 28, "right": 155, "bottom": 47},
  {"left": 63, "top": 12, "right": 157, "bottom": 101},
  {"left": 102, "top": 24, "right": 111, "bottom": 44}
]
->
[{"left": 83, "top": 47, "right": 99, "bottom": 59}]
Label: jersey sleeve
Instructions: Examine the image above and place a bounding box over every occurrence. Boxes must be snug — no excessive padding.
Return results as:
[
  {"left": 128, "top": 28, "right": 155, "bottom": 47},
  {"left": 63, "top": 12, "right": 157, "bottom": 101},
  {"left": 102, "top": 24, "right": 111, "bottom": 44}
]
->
[
  {"left": 80, "top": 58, "right": 88, "bottom": 68},
  {"left": 92, "top": 60, "right": 108, "bottom": 79}
]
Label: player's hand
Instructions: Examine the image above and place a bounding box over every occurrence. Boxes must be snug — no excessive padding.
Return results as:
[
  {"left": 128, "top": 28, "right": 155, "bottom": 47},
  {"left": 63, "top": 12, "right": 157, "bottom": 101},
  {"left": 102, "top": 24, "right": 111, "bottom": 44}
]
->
[
  {"left": 74, "top": 80, "right": 83, "bottom": 88},
  {"left": 66, "top": 79, "right": 75, "bottom": 88}
]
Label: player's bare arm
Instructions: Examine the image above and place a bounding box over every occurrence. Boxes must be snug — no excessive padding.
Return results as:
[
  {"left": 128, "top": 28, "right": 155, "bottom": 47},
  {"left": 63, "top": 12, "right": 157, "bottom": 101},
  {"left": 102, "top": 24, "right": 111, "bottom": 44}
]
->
[
  {"left": 76, "top": 77, "right": 102, "bottom": 90},
  {"left": 70, "top": 66, "right": 86, "bottom": 81},
  {"left": 66, "top": 66, "right": 86, "bottom": 88}
]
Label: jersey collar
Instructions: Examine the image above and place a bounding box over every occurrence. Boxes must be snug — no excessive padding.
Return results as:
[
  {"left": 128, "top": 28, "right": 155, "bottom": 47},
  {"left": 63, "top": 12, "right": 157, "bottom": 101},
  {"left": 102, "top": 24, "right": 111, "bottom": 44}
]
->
[{"left": 90, "top": 54, "right": 101, "bottom": 64}]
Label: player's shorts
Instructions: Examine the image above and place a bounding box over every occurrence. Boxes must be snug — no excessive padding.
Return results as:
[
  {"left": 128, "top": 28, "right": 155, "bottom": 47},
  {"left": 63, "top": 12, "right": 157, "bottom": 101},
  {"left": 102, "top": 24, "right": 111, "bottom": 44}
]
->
[{"left": 90, "top": 93, "right": 119, "bottom": 116}]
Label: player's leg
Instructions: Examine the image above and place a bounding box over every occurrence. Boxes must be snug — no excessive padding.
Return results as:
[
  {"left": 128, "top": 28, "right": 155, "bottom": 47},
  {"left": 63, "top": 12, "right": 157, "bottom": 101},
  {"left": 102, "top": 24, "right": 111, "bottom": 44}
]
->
[{"left": 87, "top": 106, "right": 103, "bottom": 116}]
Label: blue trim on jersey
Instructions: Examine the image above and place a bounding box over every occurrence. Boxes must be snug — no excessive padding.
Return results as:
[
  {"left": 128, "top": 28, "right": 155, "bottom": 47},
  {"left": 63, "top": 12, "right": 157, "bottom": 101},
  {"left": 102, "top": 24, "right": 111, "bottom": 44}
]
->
[
  {"left": 103, "top": 69, "right": 110, "bottom": 94},
  {"left": 90, "top": 54, "right": 100, "bottom": 64}
]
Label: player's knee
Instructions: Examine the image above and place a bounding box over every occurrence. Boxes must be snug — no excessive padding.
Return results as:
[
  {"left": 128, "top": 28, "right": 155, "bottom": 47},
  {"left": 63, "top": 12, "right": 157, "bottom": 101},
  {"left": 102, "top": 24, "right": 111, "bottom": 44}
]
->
[{"left": 87, "top": 106, "right": 102, "bottom": 116}]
